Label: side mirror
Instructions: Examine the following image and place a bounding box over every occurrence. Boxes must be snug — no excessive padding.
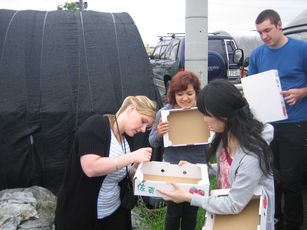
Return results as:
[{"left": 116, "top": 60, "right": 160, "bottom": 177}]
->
[
  {"left": 243, "top": 57, "right": 249, "bottom": 67},
  {"left": 233, "top": 49, "right": 244, "bottom": 66}
]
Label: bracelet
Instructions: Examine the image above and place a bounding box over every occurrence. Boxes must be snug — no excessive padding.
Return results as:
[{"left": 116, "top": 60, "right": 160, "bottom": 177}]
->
[{"left": 112, "top": 158, "right": 119, "bottom": 171}]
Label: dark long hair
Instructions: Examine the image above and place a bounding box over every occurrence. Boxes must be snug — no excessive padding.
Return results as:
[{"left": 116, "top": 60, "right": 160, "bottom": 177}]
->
[{"left": 197, "top": 79, "right": 273, "bottom": 176}]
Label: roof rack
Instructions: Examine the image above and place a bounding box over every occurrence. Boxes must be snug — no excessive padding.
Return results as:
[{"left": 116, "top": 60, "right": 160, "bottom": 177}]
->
[
  {"left": 159, "top": 31, "right": 233, "bottom": 41},
  {"left": 209, "top": 31, "right": 232, "bottom": 36},
  {"left": 208, "top": 32, "right": 219, "bottom": 35},
  {"left": 157, "top": 35, "right": 173, "bottom": 41},
  {"left": 166, "top": 33, "right": 185, "bottom": 38},
  {"left": 159, "top": 31, "right": 232, "bottom": 40},
  {"left": 157, "top": 33, "right": 185, "bottom": 41}
]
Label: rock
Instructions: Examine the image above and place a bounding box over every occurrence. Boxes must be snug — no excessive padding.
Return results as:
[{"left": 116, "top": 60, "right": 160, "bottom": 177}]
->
[{"left": 0, "top": 186, "right": 56, "bottom": 230}]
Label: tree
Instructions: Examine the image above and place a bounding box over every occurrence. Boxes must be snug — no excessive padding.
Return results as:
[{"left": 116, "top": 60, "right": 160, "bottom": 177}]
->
[{"left": 57, "top": 2, "right": 78, "bottom": 12}]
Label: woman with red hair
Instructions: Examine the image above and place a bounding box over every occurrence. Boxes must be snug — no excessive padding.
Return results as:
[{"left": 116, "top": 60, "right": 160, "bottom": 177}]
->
[{"left": 149, "top": 71, "right": 208, "bottom": 230}]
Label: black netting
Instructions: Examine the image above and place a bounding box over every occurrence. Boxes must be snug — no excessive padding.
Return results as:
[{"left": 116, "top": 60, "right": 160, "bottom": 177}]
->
[{"left": 0, "top": 9, "right": 162, "bottom": 194}]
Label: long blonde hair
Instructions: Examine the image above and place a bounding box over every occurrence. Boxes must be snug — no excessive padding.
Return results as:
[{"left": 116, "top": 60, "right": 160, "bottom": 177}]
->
[{"left": 115, "top": 96, "right": 156, "bottom": 120}]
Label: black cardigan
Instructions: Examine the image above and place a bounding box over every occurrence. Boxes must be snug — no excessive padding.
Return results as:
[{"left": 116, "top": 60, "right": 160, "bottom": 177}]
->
[{"left": 55, "top": 114, "right": 111, "bottom": 230}]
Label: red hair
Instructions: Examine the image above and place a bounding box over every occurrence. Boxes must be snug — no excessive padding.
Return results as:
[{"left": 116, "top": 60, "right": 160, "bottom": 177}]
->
[{"left": 167, "top": 71, "right": 201, "bottom": 105}]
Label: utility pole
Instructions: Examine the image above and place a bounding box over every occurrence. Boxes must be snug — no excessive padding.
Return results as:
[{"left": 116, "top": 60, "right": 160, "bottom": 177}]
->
[
  {"left": 79, "top": 0, "right": 84, "bottom": 11},
  {"left": 76, "top": 0, "right": 88, "bottom": 11},
  {"left": 185, "top": 0, "right": 208, "bottom": 88}
]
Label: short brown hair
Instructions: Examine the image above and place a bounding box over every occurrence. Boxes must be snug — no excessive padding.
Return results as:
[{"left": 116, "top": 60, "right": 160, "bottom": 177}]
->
[
  {"left": 255, "top": 9, "right": 281, "bottom": 27},
  {"left": 167, "top": 71, "right": 201, "bottom": 105}
]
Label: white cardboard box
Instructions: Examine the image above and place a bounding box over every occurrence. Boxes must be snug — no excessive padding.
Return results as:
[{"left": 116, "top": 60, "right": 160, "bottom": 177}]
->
[
  {"left": 241, "top": 69, "right": 288, "bottom": 123},
  {"left": 134, "top": 161, "right": 209, "bottom": 198},
  {"left": 203, "top": 187, "right": 268, "bottom": 230},
  {"left": 161, "top": 107, "right": 210, "bottom": 147}
]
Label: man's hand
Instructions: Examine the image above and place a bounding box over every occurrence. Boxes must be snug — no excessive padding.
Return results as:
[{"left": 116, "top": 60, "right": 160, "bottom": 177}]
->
[{"left": 281, "top": 87, "right": 307, "bottom": 106}]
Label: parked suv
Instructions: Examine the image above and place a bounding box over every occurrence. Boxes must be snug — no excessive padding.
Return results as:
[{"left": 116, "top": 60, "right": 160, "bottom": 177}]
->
[{"left": 149, "top": 33, "right": 242, "bottom": 96}]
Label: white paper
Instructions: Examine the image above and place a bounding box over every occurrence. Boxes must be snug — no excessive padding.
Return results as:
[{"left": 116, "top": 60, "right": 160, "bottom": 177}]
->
[{"left": 241, "top": 69, "right": 288, "bottom": 123}]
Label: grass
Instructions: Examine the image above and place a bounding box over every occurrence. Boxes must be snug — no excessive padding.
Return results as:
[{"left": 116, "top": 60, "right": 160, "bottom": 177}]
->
[
  {"left": 133, "top": 176, "right": 217, "bottom": 230},
  {"left": 133, "top": 198, "right": 205, "bottom": 230},
  {"left": 133, "top": 199, "right": 166, "bottom": 229}
]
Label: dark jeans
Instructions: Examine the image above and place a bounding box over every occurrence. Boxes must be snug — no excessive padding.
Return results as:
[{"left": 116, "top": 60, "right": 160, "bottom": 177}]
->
[
  {"left": 94, "top": 206, "right": 132, "bottom": 230},
  {"left": 165, "top": 201, "right": 199, "bottom": 230},
  {"left": 272, "top": 120, "right": 307, "bottom": 230}
]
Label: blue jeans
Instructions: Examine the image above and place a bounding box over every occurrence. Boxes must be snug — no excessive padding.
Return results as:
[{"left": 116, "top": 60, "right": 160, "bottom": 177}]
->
[{"left": 272, "top": 120, "right": 307, "bottom": 230}]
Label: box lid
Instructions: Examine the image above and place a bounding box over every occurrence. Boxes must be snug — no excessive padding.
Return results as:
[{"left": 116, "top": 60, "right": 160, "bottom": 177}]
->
[
  {"left": 203, "top": 186, "right": 268, "bottom": 230},
  {"left": 161, "top": 107, "right": 210, "bottom": 147}
]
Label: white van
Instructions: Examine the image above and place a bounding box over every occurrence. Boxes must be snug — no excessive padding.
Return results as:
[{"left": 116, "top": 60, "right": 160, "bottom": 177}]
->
[{"left": 283, "top": 9, "right": 307, "bottom": 41}]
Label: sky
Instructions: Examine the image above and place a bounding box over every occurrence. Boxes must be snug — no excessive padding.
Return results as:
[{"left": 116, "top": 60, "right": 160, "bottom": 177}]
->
[{"left": 1, "top": 0, "right": 306, "bottom": 45}]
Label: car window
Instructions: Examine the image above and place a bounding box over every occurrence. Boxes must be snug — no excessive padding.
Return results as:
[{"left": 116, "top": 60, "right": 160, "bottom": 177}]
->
[
  {"left": 151, "top": 45, "right": 162, "bottom": 59},
  {"left": 209, "top": 39, "right": 225, "bottom": 59},
  {"left": 225, "top": 40, "right": 237, "bottom": 63},
  {"left": 160, "top": 43, "right": 169, "bottom": 59},
  {"left": 151, "top": 41, "right": 170, "bottom": 59},
  {"left": 167, "top": 39, "right": 180, "bottom": 61},
  {"left": 226, "top": 40, "right": 236, "bottom": 52}
]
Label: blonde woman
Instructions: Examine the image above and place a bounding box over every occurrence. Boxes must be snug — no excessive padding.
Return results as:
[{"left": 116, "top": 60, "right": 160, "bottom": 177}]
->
[{"left": 55, "top": 96, "right": 156, "bottom": 230}]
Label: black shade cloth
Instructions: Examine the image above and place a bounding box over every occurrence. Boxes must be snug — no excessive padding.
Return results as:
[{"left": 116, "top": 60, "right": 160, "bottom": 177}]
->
[{"left": 0, "top": 9, "right": 162, "bottom": 194}]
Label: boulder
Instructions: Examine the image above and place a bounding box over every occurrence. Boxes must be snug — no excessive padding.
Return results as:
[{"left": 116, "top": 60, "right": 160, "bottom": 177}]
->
[{"left": 0, "top": 186, "right": 56, "bottom": 230}]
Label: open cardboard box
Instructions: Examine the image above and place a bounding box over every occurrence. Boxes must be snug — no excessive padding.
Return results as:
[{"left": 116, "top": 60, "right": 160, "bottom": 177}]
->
[
  {"left": 203, "top": 187, "right": 268, "bottom": 230},
  {"left": 134, "top": 161, "right": 209, "bottom": 198},
  {"left": 241, "top": 69, "right": 288, "bottom": 123},
  {"left": 161, "top": 107, "right": 210, "bottom": 147}
]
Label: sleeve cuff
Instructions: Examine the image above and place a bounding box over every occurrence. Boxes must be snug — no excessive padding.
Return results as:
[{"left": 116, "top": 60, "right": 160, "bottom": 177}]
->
[{"left": 190, "top": 193, "right": 206, "bottom": 208}]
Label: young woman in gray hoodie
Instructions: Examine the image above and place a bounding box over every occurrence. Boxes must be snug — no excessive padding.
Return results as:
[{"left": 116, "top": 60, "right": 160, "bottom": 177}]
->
[{"left": 158, "top": 79, "right": 275, "bottom": 230}]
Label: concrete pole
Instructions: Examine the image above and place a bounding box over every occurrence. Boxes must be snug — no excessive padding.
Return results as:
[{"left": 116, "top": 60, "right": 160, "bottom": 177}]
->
[
  {"left": 185, "top": 0, "right": 208, "bottom": 88},
  {"left": 79, "top": 0, "right": 84, "bottom": 11}
]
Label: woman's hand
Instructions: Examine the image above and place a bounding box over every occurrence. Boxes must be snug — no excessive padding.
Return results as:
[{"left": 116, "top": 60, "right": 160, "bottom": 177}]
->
[
  {"left": 129, "top": 163, "right": 139, "bottom": 177},
  {"left": 157, "top": 119, "right": 169, "bottom": 137},
  {"left": 131, "top": 147, "right": 152, "bottom": 163},
  {"left": 157, "top": 183, "right": 192, "bottom": 204},
  {"left": 178, "top": 160, "right": 193, "bottom": 166}
]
